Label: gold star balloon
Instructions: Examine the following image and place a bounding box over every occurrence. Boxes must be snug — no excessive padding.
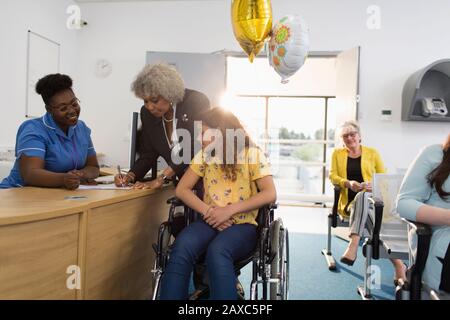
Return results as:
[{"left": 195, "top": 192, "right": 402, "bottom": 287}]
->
[{"left": 231, "top": 0, "right": 273, "bottom": 62}]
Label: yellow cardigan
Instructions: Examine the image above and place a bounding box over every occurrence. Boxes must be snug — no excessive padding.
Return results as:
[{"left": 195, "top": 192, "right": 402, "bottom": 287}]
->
[{"left": 329, "top": 145, "right": 385, "bottom": 217}]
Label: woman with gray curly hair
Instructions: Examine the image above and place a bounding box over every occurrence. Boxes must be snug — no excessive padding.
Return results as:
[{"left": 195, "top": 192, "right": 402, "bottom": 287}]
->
[{"left": 115, "top": 63, "right": 210, "bottom": 189}]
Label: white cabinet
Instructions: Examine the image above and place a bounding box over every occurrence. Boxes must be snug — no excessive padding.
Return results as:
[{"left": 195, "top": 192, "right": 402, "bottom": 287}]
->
[{"left": 0, "top": 161, "right": 14, "bottom": 180}]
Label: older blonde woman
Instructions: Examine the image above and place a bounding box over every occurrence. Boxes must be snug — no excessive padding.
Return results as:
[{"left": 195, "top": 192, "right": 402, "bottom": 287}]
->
[
  {"left": 329, "top": 120, "right": 406, "bottom": 284},
  {"left": 114, "top": 63, "right": 210, "bottom": 188}
]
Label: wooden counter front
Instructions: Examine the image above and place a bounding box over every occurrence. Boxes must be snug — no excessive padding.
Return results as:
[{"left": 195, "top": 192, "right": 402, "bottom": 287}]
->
[{"left": 0, "top": 186, "right": 174, "bottom": 299}]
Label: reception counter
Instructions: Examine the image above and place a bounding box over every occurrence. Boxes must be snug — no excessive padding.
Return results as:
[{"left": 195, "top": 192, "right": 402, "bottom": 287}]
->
[{"left": 0, "top": 185, "right": 174, "bottom": 299}]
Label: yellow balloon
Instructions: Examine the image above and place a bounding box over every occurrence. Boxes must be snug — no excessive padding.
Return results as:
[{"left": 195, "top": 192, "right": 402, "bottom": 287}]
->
[{"left": 231, "top": 0, "right": 273, "bottom": 62}]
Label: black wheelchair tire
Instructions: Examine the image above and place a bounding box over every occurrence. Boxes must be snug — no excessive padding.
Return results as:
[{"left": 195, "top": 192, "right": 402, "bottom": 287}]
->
[
  {"left": 152, "top": 223, "right": 172, "bottom": 300},
  {"left": 269, "top": 218, "right": 288, "bottom": 300},
  {"left": 285, "top": 228, "right": 289, "bottom": 299}
]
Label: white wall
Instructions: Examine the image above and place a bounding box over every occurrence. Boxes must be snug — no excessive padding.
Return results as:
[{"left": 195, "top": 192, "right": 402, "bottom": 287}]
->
[
  {"left": 75, "top": 0, "right": 234, "bottom": 167},
  {"left": 0, "top": 0, "right": 79, "bottom": 151},
  {"left": 75, "top": 0, "right": 450, "bottom": 171},
  {"left": 2, "top": 0, "right": 450, "bottom": 172}
]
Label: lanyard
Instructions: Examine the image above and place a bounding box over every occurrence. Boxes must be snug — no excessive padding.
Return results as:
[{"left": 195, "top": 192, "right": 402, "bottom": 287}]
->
[
  {"left": 163, "top": 104, "right": 178, "bottom": 150},
  {"left": 58, "top": 133, "right": 78, "bottom": 170}
]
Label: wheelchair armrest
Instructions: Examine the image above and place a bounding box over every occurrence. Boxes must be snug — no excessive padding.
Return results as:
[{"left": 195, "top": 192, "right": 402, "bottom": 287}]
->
[
  {"left": 256, "top": 203, "right": 278, "bottom": 229},
  {"left": 166, "top": 196, "right": 184, "bottom": 206},
  {"left": 331, "top": 185, "right": 341, "bottom": 228},
  {"left": 402, "top": 218, "right": 433, "bottom": 237},
  {"left": 366, "top": 197, "right": 384, "bottom": 259},
  {"left": 401, "top": 218, "right": 432, "bottom": 272},
  {"left": 401, "top": 218, "right": 433, "bottom": 300}
]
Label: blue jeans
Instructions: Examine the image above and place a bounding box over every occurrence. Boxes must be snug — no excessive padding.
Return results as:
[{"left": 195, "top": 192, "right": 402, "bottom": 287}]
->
[{"left": 159, "top": 220, "right": 257, "bottom": 300}]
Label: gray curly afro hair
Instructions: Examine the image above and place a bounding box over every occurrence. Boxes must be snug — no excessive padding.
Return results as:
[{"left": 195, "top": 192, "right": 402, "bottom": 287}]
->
[{"left": 131, "top": 63, "right": 185, "bottom": 103}]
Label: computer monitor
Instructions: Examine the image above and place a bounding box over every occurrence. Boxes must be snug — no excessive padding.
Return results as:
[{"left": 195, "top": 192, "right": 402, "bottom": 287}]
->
[
  {"left": 129, "top": 111, "right": 141, "bottom": 169},
  {"left": 129, "top": 111, "right": 157, "bottom": 180}
]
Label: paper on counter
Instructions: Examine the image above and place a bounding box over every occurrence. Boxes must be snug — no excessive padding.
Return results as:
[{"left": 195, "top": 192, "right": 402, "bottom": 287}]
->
[{"left": 78, "top": 184, "right": 132, "bottom": 190}]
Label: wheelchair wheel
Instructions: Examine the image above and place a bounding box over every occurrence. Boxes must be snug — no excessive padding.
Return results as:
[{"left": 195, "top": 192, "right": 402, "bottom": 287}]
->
[
  {"left": 151, "top": 260, "right": 162, "bottom": 300},
  {"left": 269, "top": 218, "right": 289, "bottom": 300},
  {"left": 151, "top": 222, "right": 173, "bottom": 300}
]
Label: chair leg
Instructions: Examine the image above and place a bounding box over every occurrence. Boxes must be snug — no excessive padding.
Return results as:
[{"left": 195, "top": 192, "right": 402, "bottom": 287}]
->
[
  {"left": 322, "top": 214, "right": 337, "bottom": 270},
  {"left": 250, "top": 259, "right": 258, "bottom": 300},
  {"left": 250, "top": 281, "right": 258, "bottom": 300},
  {"left": 358, "top": 244, "right": 373, "bottom": 300}
]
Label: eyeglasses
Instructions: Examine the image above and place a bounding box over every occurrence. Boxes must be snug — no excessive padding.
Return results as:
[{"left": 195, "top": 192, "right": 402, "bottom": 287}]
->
[
  {"left": 341, "top": 132, "right": 358, "bottom": 139},
  {"left": 49, "top": 98, "right": 81, "bottom": 113}
]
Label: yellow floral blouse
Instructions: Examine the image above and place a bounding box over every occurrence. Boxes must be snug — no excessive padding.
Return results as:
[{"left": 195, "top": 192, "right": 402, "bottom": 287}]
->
[{"left": 190, "top": 147, "right": 272, "bottom": 226}]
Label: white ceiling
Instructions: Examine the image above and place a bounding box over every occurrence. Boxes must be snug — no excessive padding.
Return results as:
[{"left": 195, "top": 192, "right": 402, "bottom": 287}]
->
[{"left": 74, "top": 0, "right": 220, "bottom": 2}]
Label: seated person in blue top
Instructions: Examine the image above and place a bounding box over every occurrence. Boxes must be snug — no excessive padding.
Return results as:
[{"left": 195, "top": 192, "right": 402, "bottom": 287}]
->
[
  {"left": 0, "top": 74, "right": 99, "bottom": 190},
  {"left": 396, "top": 133, "right": 450, "bottom": 294}
]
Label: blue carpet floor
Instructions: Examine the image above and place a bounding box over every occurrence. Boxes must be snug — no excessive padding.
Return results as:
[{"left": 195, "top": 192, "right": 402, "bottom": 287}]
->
[{"left": 238, "top": 232, "right": 400, "bottom": 300}]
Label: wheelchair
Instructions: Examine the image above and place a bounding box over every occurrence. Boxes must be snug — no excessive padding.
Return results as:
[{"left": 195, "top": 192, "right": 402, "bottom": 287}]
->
[
  {"left": 395, "top": 220, "right": 450, "bottom": 300},
  {"left": 151, "top": 196, "right": 289, "bottom": 300}
]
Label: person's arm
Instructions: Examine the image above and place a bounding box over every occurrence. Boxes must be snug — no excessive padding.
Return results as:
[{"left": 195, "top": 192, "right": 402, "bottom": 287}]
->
[
  {"left": 175, "top": 167, "right": 234, "bottom": 230},
  {"left": 203, "top": 175, "right": 276, "bottom": 228},
  {"left": 16, "top": 121, "right": 80, "bottom": 189},
  {"left": 66, "top": 122, "right": 100, "bottom": 183},
  {"left": 134, "top": 166, "right": 176, "bottom": 189},
  {"left": 68, "top": 155, "right": 100, "bottom": 183},
  {"left": 203, "top": 148, "right": 276, "bottom": 228},
  {"left": 416, "top": 205, "right": 450, "bottom": 226},
  {"left": 329, "top": 150, "right": 361, "bottom": 191},
  {"left": 329, "top": 149, "right": 347, "bottom": 188},
  {"left": 175, "top": 167, "right": 209, "bottom": 215},
  {"left": 397, "top": 145, "right": 449, "bottom": 225},
  {"left": 19, "top": 156, "right": 80, "bottom": 190},
  {"left": 374, "top": 149, "right": 386, "bottom": 174},
  {"left": 129, "top": 152, "right": 157, "bottom": 181},
  {"left": 363, "top": 148, "right": 385, "bottom": 192}
]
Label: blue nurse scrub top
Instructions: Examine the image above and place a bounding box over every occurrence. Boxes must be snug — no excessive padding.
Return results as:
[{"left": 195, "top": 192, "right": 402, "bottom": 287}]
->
[{"left": 0, "top": 112, "right": 96, "bottom": 188}]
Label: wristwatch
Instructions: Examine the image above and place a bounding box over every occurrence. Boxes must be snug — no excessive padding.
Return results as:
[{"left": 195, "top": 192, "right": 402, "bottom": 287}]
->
[{"left": 158, "top": 174, "right": 170, "bottom": 184}]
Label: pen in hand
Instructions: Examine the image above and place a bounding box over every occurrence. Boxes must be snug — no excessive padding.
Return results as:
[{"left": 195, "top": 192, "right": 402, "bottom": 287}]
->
[{"left": 117, "top": 165, "right": 125, "bottom": 187}]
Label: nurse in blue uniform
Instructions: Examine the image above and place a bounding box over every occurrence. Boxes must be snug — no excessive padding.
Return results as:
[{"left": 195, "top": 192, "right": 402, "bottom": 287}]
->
[{"left": 0, "top": 73, "right": 99, "bottom": 190}]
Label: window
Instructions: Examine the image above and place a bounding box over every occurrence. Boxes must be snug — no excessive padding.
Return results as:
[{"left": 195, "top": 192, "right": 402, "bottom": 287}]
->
[{"left": 224, "top": 56, "right": 337, "bottom": 197}]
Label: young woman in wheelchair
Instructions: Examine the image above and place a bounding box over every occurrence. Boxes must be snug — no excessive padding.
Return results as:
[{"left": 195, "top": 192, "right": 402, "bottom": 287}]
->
[
  {"left": 159, "top": 107, "right": 277, "bottom": 300},
  {"left": 396, "top": 133, "right": 450, "bottom": 294},
  {"left": 329, "top": 120, "right": 406, "bottom": 283}
]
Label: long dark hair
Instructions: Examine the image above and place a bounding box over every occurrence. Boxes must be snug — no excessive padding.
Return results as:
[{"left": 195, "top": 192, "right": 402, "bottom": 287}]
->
[
  {"left": 199, "top": 107, "right": 255, "bottom": 181},
  {"left": 427, "top": 134, "right": 450, "bottom": 199}
]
